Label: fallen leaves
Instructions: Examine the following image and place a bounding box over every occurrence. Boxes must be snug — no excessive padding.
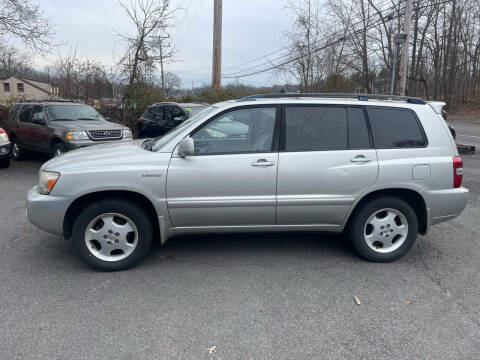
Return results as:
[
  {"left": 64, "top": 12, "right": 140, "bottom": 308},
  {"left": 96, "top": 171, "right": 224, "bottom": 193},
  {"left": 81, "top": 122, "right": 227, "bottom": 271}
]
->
[
  {"left": 208, "top": 346, "right": 217, "bottom": 354},
  {"left": 354, "top": 296, "right": 361, "bottom": 305}
]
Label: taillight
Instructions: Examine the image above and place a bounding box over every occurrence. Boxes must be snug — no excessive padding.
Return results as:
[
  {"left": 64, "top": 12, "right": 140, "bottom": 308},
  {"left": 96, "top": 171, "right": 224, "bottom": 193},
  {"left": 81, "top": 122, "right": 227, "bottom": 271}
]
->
[
  {"left": 453, "top": 156, "right": 463, "bottom": 188},
  {"left": 137, "top": 117, "right": 142, "bottom": 123}
]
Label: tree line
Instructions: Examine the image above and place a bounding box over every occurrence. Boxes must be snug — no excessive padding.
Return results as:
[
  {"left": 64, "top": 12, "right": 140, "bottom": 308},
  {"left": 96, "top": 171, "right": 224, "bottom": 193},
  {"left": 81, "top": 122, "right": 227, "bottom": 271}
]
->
[
  {"left": 0, "top": 0, "right": 479, "bottom": 110},
  {"left": 279, "top": 0, "right": 480, "bottom": 107}
]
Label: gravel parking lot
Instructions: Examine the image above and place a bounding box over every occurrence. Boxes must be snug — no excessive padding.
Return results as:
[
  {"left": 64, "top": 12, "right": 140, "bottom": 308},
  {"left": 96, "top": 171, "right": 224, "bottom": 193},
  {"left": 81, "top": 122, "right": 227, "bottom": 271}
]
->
[{"left": 1, "top": 154, "right": 479, "bottom": 359}]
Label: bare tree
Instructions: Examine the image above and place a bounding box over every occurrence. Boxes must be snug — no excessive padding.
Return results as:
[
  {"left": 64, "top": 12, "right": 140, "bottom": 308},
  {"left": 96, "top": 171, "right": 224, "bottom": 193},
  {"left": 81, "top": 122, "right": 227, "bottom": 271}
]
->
[
  {"left": 163, "top": 71, "right": 180, "bottom": 96},
  {"left": 116, "top": 0, "right": 179, "bottom": 95},
  {"left": 0, "top": 0, "right": 54, "bottom": 53},
  {"left": 0, "top": 43, "right": 31, "bottom": 77}
]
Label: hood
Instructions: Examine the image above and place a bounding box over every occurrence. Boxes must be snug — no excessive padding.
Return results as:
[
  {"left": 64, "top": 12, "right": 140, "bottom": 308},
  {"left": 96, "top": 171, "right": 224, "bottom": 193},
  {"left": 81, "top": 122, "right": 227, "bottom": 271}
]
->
[
  {"left": 51, "top": 120, "right": 127, "bottom": 131},
  {"left": 41, "top": 139, "right": 159, "bottom": 172}
]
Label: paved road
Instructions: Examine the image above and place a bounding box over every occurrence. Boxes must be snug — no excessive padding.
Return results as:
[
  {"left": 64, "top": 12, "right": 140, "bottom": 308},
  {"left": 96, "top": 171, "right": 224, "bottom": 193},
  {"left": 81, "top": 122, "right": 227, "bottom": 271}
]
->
[
  {"left": 1, "top": 156, "right": 480, "bottom": 359},
  {"left": 448, "top": 118, "right": 480, "bottom": 147}
]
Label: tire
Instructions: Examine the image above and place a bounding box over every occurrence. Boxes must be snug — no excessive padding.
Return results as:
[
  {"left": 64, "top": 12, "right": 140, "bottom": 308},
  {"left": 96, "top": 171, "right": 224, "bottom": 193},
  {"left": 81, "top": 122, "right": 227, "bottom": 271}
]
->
[
  {"left": 52, "top": 142, "right": 67, "bottom": 157},
  {"left": 72, "top": 199, "right": 153, "bottom": 271},
  {"left": 11, "top": 139, "right": 26, "bottom": 161},
  {"left": 348, "top": 196, "right": 418, "bottom": 262},
  {"left": 0, "top": 158, "right": 10, "bottom": 168}
]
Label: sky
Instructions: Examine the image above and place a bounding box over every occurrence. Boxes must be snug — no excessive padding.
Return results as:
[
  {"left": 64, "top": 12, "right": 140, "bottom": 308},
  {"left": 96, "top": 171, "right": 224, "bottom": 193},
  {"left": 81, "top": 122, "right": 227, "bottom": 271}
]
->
[{"left": 31, "top": 0, "right": 293, "bottom": 88}]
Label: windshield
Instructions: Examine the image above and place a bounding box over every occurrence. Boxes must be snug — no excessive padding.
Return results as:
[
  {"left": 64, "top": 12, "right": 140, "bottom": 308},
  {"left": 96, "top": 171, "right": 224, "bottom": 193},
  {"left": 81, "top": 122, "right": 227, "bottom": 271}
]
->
[
  {"left": 151, "top": 106, "right": 216, "bottom": 152},
  {"left": 46, "top": 105, "right": 105, "bottom": 121}
]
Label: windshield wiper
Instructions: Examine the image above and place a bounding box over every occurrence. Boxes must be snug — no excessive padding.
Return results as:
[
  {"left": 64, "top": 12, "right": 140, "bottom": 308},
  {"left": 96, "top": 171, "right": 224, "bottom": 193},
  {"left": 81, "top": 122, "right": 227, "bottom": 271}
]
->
[
  {"left": 52, "top": 118, "right": 75, "bottom": 121},
  {"left": 77, "top": 117, "right": 99, "bottom": 121}
]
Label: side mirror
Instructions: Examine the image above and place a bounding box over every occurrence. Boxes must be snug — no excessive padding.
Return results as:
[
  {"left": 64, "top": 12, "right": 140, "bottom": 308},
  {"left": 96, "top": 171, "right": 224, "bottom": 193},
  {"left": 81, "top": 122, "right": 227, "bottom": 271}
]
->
[
  {"left": 105, "top": 117, "right": 111, "bottom": 121},
  {"left": 174, "top": 116, "right": 185, "bottom": 122},
  {"left": 177, "top": 137, "right": 194, "bottom": 157}
]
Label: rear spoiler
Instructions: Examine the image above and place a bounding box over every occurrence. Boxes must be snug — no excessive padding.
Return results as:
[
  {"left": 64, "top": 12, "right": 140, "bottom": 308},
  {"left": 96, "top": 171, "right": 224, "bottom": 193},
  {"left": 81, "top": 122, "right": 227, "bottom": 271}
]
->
[{"left": 427, "top": 101, "right": 446, "bottom": 114}]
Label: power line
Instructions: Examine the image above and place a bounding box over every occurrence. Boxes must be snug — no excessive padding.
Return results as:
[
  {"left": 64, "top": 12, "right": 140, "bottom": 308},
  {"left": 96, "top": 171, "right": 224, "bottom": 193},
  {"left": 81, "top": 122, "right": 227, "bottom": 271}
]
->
[
  {"left": 222, "top": 0, "right": 452, "bottom": 79},
  {"left": 222, "top": 0, "right": 403, "bottom": 78},
  {"left": 221, "top": 0, "right": 398, "bottom": 76}
]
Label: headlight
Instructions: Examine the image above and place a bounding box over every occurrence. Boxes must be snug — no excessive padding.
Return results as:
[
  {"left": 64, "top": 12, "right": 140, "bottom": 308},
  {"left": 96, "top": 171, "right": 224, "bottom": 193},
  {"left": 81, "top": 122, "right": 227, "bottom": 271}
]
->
[
  {"left": 66, "top": 131, "right": 89, "bottom": 141},
  {"left": 122, "top": 129, "right": 132, "bottom": 138},
  {"left": 0, "top": 132, "right": 8, "bottom": 142},
  {"left": 38, "top": 171, "right": 60, "bottom": 195}
]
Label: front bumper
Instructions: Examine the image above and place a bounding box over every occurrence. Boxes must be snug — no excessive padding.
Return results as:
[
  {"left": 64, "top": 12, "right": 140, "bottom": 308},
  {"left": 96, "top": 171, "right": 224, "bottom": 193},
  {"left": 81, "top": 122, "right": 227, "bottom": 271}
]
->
[
  {"left": 64, "top": 137, "right": 131, "bottom": 151},
  {"left": 26, "top": 186, "right": 73, "bottom": 236}
]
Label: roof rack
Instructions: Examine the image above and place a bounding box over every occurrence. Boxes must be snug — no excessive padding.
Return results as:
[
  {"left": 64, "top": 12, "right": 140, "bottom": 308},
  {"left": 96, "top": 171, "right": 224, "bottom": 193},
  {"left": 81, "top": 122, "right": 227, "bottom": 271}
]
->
[
  {"left": 237, "top": 93, "right": 426, "bottom": 105},
  {"left": 20, "top": 99, "right": 79, "bottom": 103}
]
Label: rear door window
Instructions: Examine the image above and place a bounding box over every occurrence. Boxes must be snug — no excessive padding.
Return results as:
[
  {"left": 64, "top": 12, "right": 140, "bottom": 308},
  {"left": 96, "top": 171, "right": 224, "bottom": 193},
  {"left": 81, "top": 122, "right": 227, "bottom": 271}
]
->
[
  {"left": 367, "top": 107, "right": 426, "bottom": 148},
  {"left": 145, "top": 106, "right": 164, "bottom": 121},
  {"left": 19, "top": 105, "right": 34, "bottom": 123},
  {"left": 347, "top": 108, "right": 371, "bottom": 149},
  {"left": 283, "top": 106, "right": 348, "bottom": 151}
]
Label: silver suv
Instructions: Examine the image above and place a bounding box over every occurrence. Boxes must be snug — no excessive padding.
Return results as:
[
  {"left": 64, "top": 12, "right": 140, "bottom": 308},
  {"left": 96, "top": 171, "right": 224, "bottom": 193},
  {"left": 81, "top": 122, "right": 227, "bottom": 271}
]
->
[{"left": 26, "top": 94, "right": 469, "bottom": 271}]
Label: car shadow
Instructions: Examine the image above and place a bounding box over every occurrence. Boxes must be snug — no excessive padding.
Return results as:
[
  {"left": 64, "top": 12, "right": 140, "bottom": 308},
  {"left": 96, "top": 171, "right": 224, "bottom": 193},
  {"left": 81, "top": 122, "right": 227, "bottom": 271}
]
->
[{"left": 145, "top": 231, "right": 358, "bottom": 267}]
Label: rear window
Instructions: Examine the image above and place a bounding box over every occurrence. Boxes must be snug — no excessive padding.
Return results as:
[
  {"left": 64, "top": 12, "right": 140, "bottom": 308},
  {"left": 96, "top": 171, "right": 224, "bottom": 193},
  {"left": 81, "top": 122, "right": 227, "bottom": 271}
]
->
[{"left": 367, "top": 107, "right": 426, "bottom": 148}]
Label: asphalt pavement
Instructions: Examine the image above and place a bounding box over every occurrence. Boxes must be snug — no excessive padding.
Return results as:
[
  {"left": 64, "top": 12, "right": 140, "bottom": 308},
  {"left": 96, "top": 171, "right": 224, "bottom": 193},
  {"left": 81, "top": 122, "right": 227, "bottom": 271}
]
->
[
  {"left": 1, "top": 155, "right": 480, "bottom": 360},
  {"left": 448, "top": 118, "right": 480, "bottom": 148}
]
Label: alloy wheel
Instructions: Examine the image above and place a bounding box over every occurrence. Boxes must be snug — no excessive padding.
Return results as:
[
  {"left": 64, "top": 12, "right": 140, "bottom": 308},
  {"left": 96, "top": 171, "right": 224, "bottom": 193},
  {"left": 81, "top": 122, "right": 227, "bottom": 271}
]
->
[
  {"left": 84, "top": 213, "right": 139, "bottom": 261},
  {"left": 363, "top": 208, "right": 408, "bottom": 253}
]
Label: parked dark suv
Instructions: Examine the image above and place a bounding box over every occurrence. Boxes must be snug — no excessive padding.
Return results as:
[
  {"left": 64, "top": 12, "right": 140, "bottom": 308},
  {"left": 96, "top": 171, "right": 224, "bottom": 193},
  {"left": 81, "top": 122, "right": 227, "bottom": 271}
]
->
[
  {"left": 137, "top": 102, "right": 207, "bottom": 138},
  {"left": 4, "top": 101, "right": 132, "bottom": 159}
]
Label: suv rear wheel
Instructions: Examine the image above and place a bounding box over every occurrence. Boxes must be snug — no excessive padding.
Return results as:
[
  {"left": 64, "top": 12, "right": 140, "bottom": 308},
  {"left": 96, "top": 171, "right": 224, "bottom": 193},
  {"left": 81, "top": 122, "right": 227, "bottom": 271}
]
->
[
  {"left": 11, "top": 139, "right": 26, "bottom": 161},
  {"left": 72, "top": 199, "right": 153, "bottom": 271},
  {"left": 348, "top": 196, "right": 418, "bottom": 262}
]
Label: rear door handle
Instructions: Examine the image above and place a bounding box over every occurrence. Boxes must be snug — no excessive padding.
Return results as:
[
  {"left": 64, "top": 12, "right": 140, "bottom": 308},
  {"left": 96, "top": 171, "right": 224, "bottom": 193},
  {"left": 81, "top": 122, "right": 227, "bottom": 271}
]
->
[
  {"left": 251, "top": 159, "right": 275, "bottom": 167},
  {"left": 350, "top": 155, "right": 373, "bottom": 163}
]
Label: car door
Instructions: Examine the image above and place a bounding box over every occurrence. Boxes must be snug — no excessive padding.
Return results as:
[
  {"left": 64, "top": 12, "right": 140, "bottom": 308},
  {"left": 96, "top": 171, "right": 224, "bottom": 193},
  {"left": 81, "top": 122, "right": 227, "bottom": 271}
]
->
[
  {"left": 29, "top": 105, "right": 50, "bottom": 152},
  {"left": 143, "top": 106, "right": 166, "bottom": 137},
  {"left": 166, "top": 105, "right": 280, "bottom": 227},
  {"left": 15, "top": 105, "right": 34, "bottom": 148},
  {"left": 276, "top": 105, "right": 378, "bottom": 226}
]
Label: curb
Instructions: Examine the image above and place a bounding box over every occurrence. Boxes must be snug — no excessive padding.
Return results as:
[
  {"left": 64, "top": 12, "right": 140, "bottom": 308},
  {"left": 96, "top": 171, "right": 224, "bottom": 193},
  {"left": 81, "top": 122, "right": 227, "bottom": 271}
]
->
[{"left": 457, "top": 143, "right": 476, "bottom": 154}]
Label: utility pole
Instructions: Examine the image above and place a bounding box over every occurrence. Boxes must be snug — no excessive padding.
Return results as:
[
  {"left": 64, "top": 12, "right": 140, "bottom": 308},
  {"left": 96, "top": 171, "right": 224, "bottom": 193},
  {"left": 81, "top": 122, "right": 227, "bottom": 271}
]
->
[
  {"left": 212, "top": 0, "right": 222, "bottom": 93},
  {"left": 159, "top": 37, "right": 165, "bottom": 93},
  {"left": 398, "top": 0, "right": 413, "bottom": 96},
  {"left": 390, "top": 33, "right": 407, "bottom": 95}
]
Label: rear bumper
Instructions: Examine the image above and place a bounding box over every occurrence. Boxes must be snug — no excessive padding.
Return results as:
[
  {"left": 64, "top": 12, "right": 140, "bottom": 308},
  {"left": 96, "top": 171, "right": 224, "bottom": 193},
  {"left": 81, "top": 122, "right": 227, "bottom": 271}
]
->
[
  {"left": 26, "top": 186, "right": 72, "bottom": 236},
  {"left": 425, "top": 187, "right": 469, "bottom": 227},
  {"left": 65, "top": 138, "right": 131, "bottom": 151}
]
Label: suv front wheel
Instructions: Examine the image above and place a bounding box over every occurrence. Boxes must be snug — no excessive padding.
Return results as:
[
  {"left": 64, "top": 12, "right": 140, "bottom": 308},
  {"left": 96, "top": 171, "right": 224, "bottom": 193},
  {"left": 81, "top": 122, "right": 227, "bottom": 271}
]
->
[
  {"left": 348, "top": 196, "right": 418, "bottom": 262},
  {"left": 72, "top": 199, "right": 153, "bottom": 271}
]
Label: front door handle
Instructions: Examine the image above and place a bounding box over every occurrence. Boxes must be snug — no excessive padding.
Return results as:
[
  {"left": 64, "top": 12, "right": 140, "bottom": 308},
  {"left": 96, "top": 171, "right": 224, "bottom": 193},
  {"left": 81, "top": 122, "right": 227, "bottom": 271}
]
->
[
  {"left": 350, "top": 155, "right": 373, "bottom": 163},
  {"left": 251, "top": 159, "right": 275, "bottom": 167}
]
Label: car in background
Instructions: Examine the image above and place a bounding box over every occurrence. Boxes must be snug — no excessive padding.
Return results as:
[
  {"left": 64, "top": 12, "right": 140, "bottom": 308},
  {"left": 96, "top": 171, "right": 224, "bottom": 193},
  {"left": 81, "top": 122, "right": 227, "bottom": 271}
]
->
[
  {"left": 137, "top": 102, "right": 207, "bottom": 138},
  {"left": 0, "top": 128, "right": 11, "bottom": 167},
  {"left": 4, "top": 101, "right": 132, "bottom": 159}
]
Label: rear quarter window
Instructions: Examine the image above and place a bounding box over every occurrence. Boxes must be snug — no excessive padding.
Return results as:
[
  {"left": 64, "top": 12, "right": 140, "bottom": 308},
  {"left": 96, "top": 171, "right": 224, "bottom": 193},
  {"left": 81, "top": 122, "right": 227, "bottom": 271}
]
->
[
  {"left": 7, "top": 104, "right": 20, "bottom": 122},
  {"left": 367, "top": 107, "right": 426, "bottom": 148}
]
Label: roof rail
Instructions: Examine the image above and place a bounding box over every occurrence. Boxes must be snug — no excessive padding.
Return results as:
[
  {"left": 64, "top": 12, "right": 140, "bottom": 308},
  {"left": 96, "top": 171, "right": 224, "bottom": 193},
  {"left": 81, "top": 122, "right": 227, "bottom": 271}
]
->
[
  {"left": 236, "top": 93, "right": 426, "bottom": 105},
  {"left": 20, "top": 99, "right": 79, "bottom": 103}
]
